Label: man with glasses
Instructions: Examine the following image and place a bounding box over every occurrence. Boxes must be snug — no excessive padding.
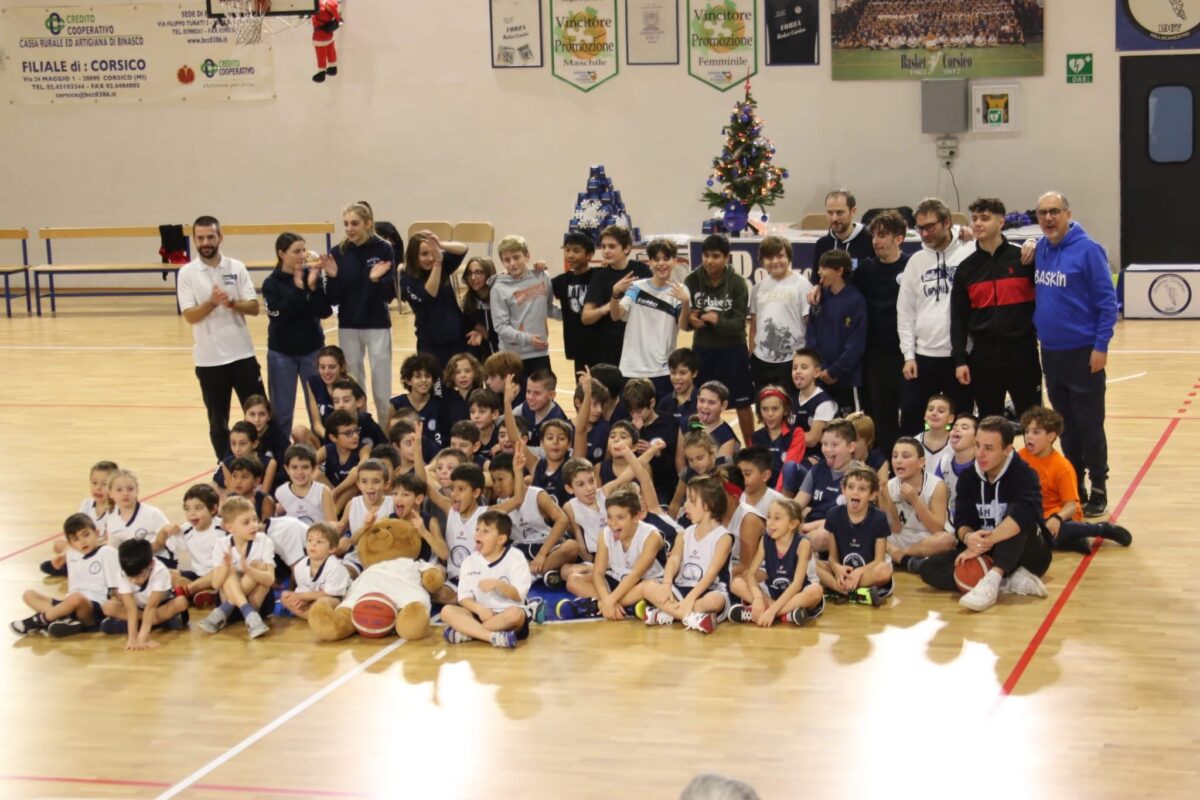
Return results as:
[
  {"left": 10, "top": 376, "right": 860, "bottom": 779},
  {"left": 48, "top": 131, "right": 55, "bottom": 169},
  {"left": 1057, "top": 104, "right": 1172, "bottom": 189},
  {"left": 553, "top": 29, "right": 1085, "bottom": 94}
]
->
[
  {"left": 897, "top": 197, "right": 975, "bottom": 433},
  {"left": 1031, "top": 192, "right": 1118, "bottom": 517}
]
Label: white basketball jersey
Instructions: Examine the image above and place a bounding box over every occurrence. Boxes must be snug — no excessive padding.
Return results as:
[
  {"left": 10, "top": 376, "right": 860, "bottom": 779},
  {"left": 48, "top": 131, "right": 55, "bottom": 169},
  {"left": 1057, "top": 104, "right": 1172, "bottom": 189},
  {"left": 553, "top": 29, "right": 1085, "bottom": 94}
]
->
[
  {"left": 676, "top": 524, "right": 733, "bottom": 591},
  {"left": 751, "top": 487, "right": 785, "bottom": 518},
  {"left": 166, "top": 523, "right": 225, "bottom": 576},
  {"left": 274, "top": 481, "right": 331, "bottom": 524},
  {"left": 445, "top": 506, "right": 485, "bottom": 579},
  {"left": 115, "top": 558, "right": 172, "bottom": 608},
  {"left": 508, "top": 487, "right": 551, "bottom": 545},
  {"left": 211, "top": 532, "right": 276, "bottom": 575},
  {"left": 566, "top": 489, "right": 605, "bottom": 556},
  {"left": 728, "top": 502, "right": 765, "bottom": 567},
  {"left": 888, "top": 471, "right": 950, "bottom": 550},
  {"left": 348, "top": 496, "right": 395, "bottom": 535},
  {"left": 604, "top": 521, "right": 664, "bottom": 583},
  {"left": 293, "top": 555, "right": 352, "bottom": 597},
  {"left": 457, "top": 547, "right": 532, "bottom": 612},
  {"left": 67, "top": 544, "right": 119, "bottom": 603}
]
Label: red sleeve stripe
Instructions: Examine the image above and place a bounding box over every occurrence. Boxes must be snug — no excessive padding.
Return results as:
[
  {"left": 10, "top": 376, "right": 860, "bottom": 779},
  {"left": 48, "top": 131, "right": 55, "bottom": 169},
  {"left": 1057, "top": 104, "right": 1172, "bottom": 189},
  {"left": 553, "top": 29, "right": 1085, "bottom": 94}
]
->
[{"left": 967, "top": 277, "right": 1036, "bottom": 308}]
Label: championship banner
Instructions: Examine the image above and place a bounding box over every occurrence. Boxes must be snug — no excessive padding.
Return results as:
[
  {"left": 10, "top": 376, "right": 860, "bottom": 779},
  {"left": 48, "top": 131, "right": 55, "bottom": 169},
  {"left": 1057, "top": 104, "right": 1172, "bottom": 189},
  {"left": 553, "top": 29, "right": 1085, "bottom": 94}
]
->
[
  {"left": 831, "top": 0, "right": 1044, "bottom": 81},
  {"left": 1, "top": 3, "right": 275, "bottom": 105},
  {"left": 551, "top": 0, "right": 620, "bottom": 92},
  {"left": 687, "top": 0, "right": 757, "bottom": 91},
  {"left": 1118, "top": 0, "right": 1200, "bottom": 50}
]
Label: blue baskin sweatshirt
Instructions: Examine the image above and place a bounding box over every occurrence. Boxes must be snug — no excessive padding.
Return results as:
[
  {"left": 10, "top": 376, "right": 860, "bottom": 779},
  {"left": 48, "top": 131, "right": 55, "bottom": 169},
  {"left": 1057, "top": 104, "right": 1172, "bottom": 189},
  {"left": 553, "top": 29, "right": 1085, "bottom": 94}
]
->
[{"left": 1033, "top": 223, "right": 1118, "bottom": 353}]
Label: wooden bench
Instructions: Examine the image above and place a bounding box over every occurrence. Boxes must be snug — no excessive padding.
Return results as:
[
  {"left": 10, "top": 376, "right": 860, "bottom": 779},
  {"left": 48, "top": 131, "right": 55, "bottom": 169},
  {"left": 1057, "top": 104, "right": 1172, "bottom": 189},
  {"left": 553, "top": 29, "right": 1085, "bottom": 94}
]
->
[
  {"left": 32, "top": 223, "right": 336, "bottom": 316},
  {"left": 0, "top": 228, "right": 31, "bottom": 317}
]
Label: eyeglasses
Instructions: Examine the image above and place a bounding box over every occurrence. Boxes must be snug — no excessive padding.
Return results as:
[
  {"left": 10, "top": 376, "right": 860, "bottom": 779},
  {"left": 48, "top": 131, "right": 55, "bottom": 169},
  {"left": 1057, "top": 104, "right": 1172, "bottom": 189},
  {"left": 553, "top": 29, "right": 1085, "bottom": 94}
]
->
[
  {"left": 915, "top": 221, "right": 944, "bottom": 233},
  {"left": 336, "top": 428, "right": 361, "bottom": 437},
  {"left": 1036, "top": 208, "right": 1065, "bottom": 219}
]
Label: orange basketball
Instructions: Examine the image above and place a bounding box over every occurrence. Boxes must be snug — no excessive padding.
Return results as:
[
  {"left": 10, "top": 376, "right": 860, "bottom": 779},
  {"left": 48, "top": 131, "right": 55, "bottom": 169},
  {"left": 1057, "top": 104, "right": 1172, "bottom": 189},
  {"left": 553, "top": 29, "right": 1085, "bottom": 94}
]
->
[
  {"left": 954, "top": 555, "right": 994, "bottom": 593},
  {"left": 351, "top": 592, "right": 397, "bottom": 638}
]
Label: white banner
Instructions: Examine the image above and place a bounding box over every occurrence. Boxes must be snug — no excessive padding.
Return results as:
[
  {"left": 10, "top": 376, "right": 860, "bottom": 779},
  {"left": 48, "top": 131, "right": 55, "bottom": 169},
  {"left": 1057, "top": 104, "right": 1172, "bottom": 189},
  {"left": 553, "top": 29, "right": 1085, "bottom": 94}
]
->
[{"left": 1, "top": 3, "right": 276, "bottom": 105}]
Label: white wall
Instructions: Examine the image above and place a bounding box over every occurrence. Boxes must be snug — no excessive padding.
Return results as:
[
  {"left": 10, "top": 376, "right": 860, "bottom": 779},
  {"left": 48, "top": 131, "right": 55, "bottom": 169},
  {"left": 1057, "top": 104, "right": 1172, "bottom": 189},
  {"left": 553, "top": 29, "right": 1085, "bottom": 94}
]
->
[{"left": 0, "top": 0, "right": 1124, "bottom": 274}]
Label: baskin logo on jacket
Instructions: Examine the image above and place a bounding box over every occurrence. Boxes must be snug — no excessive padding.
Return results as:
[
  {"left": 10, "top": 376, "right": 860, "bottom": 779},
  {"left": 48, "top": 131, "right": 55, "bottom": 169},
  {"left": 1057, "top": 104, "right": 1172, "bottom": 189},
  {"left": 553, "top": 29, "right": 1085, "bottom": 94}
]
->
[{"left": 1148, "top": 273, "right": 1192, "bottom": 316}]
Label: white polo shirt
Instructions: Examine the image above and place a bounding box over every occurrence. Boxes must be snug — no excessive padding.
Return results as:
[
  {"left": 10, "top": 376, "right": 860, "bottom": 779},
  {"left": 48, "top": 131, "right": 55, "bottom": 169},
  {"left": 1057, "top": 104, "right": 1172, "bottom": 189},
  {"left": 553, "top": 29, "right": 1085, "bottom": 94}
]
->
[{"left": 177, "top": 255, "right": 257, "bottom": 367}]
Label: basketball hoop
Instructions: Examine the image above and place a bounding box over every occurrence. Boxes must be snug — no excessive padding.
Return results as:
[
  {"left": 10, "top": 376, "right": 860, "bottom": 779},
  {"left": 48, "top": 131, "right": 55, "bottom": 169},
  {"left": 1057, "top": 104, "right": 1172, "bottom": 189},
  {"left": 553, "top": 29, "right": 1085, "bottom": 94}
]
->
[{"left": 214, "top": 0, "right": 307, "bottom": 47}]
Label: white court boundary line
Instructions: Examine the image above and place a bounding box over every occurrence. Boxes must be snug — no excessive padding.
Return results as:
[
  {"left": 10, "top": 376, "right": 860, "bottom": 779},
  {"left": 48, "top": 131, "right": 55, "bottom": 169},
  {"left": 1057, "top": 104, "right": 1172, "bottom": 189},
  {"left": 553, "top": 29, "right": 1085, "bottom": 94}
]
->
[
  {"left": 154, "top": 639, "right": 405, "bottom": 799},
  {"left": 1107, "top": 371, "right": 1147, "bottom": 384}
]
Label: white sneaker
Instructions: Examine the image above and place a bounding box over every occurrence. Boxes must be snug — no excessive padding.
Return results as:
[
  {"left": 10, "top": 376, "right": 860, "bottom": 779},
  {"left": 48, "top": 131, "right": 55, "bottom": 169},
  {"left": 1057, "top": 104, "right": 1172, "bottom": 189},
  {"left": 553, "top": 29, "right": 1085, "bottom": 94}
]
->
[
  {"left": 643, "top": 608, "right": 674, "bottom": 626},
  {"left": 682, "top": 612, "right": 716, "bottom": 634},
  {"left": 1000, "top": 567, "right": 1047, "bottom": 597},
  {"left": 959, "top": 571, "right": 1001, "bottom": 612}
]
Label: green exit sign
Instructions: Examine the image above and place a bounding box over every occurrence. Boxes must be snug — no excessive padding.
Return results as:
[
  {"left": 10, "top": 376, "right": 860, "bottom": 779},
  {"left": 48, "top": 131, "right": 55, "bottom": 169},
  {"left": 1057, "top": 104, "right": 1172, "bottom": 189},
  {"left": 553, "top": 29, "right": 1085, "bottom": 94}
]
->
[{"left": 1067, "top": 53, "right": 1093, "bottom": 84}]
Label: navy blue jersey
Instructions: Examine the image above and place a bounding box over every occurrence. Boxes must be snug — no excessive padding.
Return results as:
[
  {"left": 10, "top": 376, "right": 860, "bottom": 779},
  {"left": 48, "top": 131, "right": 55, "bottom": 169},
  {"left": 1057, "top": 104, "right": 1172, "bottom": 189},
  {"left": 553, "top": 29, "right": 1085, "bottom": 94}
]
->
[
  {"left": 519, "top": 401, "right": 568, "bottom": 448},
  {"left": 442, "top": 389, "right": 473, "bottom": 430},
  {"left": 584, "top": 419, "right": 611, "bottom": 463},
  {"left": 252, "top": 489, "right": 267, "bottom": 521},
  {"left": 751, "top": 425, "right": 794, "bottom": 487},
  {"left": 323, "top": 442, "right": 360, "bottom": 486},
  {"left": 357, "top": 412, "right": 388, "bottom": 451},
  {"left": 789, "top": 387, "right": 837, "bottom": 460},
  {"left": 598, "top": 459, "right": 617, "bottom": 485},
  {"left": 390, "top": 394, "right": 446, "bottom": 451},
  {"left": 644, "top": 512, "right": 680, "bottom": 555},
  {"left": 532, "top": 459, "right": 570, "bottom": 506},
  {"left": 657, "top": 388, "right": 697, "bottom": 425},
  {"left": 212, "top": 454, "right": 234, "bottom": 489},
  {"left": 479, "top": 424, "right": 500, "bottom": 460},
  {"left": 609, "top": 400, "right": 630, "bottom": 425},
  {"left": 307, "top": 376, "right": 334, "bottom": 421},
  {"left": 864, "top": 448, "right": 886, "bottom": 471},
  {"left": 640, "top": 412, "right": 681, "bottom": 504},
  {"left": 763, "top": 533, "right": 812, "bottom": 595},
  {"left": 825, "top": 505, "right": 889, "bottom": 565},
  {"left": 801, "top": 461, "right": 846, "bottom": 521}
]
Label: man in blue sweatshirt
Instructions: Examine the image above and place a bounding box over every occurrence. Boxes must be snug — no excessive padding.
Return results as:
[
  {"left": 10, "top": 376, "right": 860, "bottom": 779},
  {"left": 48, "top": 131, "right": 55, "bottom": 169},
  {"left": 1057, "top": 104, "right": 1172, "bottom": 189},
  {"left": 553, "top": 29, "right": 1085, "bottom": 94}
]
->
[
  {"left": 807, "top": 250, "right": 867, "bottom": 415},
  {"left": 1032, "top": 192, "right": 1119, "bottom": 517}
]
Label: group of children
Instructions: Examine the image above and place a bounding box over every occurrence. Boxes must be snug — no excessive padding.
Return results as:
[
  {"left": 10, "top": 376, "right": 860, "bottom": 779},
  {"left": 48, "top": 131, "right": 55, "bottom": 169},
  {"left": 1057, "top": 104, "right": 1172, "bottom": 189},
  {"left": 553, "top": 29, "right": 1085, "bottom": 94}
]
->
[{"left": 12, "top": 226, "right": 1134, "bottom": 646}]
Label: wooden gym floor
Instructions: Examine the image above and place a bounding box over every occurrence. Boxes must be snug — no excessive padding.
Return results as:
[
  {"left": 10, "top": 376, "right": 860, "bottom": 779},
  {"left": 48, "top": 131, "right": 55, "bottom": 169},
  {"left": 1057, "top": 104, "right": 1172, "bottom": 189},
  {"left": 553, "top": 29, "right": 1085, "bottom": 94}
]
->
[{"left": 0, "top": 299, "right": 1196, "bottom": 799}]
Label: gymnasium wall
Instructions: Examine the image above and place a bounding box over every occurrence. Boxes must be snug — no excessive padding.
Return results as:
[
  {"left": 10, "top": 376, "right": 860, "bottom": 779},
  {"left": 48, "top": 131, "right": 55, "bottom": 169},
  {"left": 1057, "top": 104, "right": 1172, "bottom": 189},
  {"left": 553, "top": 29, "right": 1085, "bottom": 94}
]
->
[{"left": 0, "top": 0, "right": 1121, "bottom": 275}]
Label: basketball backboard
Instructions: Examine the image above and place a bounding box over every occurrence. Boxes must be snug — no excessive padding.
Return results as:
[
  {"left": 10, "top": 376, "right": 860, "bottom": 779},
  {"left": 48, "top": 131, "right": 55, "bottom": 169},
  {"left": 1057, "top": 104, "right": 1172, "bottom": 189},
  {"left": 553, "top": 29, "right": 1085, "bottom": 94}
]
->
[{"left": 206, "top": 0, "right": 318, "bottom": 18}]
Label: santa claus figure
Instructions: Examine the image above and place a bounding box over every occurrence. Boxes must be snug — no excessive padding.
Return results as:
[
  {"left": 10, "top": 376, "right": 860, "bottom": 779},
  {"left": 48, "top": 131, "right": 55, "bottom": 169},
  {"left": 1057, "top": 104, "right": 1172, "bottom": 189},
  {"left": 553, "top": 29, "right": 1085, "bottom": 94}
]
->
[{"left": 311, "top": 0, "right": 342, "bottom": 83}]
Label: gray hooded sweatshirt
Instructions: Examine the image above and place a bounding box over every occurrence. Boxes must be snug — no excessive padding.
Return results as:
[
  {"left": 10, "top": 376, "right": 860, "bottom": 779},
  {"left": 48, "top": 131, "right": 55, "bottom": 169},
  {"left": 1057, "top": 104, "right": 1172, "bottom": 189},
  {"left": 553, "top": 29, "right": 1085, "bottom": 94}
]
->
[{"left": 489, "top": 269, "right": 560, "bottom": 360}]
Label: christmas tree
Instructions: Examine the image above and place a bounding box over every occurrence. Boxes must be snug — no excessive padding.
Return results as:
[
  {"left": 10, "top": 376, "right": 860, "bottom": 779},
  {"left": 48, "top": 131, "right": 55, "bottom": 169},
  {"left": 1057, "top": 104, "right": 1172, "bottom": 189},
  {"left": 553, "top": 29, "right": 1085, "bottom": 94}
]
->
[{"left": 701, "top": 80, "right": 788, "bottom": 234}]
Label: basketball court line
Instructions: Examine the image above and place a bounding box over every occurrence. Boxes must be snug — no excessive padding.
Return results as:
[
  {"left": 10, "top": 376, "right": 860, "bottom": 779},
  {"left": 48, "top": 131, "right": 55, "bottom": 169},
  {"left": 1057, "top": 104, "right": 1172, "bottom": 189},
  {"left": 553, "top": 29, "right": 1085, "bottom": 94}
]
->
[
  {"left": 998, "top": 398, "right": 1185, "bottom": 697},
  {"left": 0, "top": 773, "right": 365, "bottom": 798},
  {"left": 1106, "top": 371, "right": 1146, "bottom": 384},
  {"left": 153, "top": 638, "right": 407, "bottom": 800},
  {"left": 0, "top": 468, "right": 211, "bottom": 563},
  {"left": 0, "top": 402, "right": 205, "bottom": 411}
]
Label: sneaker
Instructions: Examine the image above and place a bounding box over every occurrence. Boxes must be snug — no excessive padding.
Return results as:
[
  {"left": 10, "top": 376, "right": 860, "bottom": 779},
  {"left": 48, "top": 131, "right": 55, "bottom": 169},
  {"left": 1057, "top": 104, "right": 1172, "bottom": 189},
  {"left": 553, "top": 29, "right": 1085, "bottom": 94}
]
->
[
  {"left": 847, "top": 587, "right": 882, "bottom": 607},
  {"left": 643, "top": 608, "right": 674, "bottom": 626},
  {"left": 554, "top": 598, "right": 577, "bottom": 620},
  {"left": 571, "top": 598, "right": 600, "bottom": 619},
  {"left": 10, "top": 614, "right": 47, "bottom": 635},
  {"left": 904, "top": 556, "right": 928, "bottom": 574},
  {"left": 39, "top": 560, "right": 67, "bottom": 577},
  {"left": 191, "top": 590, "right": 218, "bottom": 609},
  {"left": 162, "top": 612, "right": 188, "bottom": 631},
  {"left": 786, "top": 608, "right": 810, "bottom": 626},
  {"left": 526, "top": 597, "right": 547, "bottom": 624},
  {"left": 47, "top": 618, "right": 85, "bottom": 637},
  {"left": 244, "top": 612, "right": 269, "bottom": 639},
  {"left": 1098, "top": 523, "right": 1133, "bottom": 546},
  {"left": 490, "top": 631, "right": 517, "bottom": 649},
  {"left": 728, "top": 603, "right": 752, "bottom": 623},
  {"left": 682, "top": 612, "right": 716, "bottom": 634},
  {"left": 1083, "top": 489, "right": 1108, "bottom": 518},
  {"left": 443, "top": 627, "right": 471, "bottom": 644},
  {"left": 633, "top": 599, "right": 649, "bottom": 621},
  {"left": 541, "top": 570, "right": 564, "bottom": 589},
  {"left": 198, "top": 608, "right": 228, "bottom": 634},
  {"left": 824, "top": 589, "right": 850, "bottom": 605},
  {"left": 960, "top": 571, "right": 1001, "bottom": 612},
  {"left": 1001, "top": 567, "right": 1047, "bottom": 598},
  {"left": 99, "top": 617, "right": 128, "bottom": 635}
]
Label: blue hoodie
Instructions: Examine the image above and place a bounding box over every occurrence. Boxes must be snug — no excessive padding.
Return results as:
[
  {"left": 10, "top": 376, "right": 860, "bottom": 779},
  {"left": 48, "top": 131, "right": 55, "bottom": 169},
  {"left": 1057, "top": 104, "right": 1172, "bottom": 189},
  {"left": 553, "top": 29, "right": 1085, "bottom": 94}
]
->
[{"left": 1033, "top": 224, "right": 1118, "bottom": 352}]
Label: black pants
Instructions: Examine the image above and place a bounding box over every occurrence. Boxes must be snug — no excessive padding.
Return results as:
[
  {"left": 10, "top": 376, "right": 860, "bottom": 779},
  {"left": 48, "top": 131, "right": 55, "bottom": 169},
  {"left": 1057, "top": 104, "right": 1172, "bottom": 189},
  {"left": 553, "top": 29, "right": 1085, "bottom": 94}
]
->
[
  {"left": 1043, "top": 346, "right": 1108, "bottom": 491},
  {"left": 969, "top": 338, "right": 1043, "bottom": 419},
  {"left": 822, "top": 381, "right": 860, "bottom": 416},
  {"left": 862, "top": 346, "right": 904, "bottom": 457},
  {"left": 749, "top": 354, "right": 792, "bottom": 394},
  {"left": 196, "top": 356, "right": 265, "bottom": 459},
  {"left": 902, "top": 354, "right": 973, "bottom": 435},
  {"left": 919, "top": 526, "right": 1053, "bottom": 591}
]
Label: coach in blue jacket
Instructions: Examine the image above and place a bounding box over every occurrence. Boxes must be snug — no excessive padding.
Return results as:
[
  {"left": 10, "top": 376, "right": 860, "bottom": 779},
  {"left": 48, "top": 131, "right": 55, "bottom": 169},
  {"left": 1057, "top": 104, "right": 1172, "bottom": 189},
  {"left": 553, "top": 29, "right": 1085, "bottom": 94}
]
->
[{"left": 1031, "top": 192, "right": 1119, "bottom": 517}]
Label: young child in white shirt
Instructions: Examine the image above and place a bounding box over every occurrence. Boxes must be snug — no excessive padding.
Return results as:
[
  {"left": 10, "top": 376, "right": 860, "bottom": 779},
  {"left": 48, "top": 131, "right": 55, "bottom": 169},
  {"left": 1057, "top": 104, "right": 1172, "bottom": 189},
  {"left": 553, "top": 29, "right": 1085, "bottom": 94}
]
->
[
  {"left": 197, "top": 496, "right": 275, "bottom": 639},
  {"left": 12, "top": 513, "right": 119, "bottom": 637},
  {"left": 99, "top": 538, "right": 190, "bottom": 649},
  {"left": 281, "top": 522, "right": 352, "bottom": 619},
  {"left": 440, "top": 510, "right": 532, "bottom": 649}
]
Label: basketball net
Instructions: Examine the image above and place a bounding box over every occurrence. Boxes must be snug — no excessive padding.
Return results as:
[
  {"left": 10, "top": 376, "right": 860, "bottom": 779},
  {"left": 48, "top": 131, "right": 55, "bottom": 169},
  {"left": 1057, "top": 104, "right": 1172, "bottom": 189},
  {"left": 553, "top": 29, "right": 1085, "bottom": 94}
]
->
[{"left": 216, "top": 0, "right": 306, "bottom": 47}]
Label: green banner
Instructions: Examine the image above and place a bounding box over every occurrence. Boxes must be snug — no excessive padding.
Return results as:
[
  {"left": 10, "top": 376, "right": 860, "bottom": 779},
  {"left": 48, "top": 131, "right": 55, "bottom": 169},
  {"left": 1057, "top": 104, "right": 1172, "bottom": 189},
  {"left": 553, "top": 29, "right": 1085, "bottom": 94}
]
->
[
  {"left": 551, "top": 0, "right": 619, "bottom": 92},
  {"left": 687, "top": 0, "right": 757, "bottom": 91}
]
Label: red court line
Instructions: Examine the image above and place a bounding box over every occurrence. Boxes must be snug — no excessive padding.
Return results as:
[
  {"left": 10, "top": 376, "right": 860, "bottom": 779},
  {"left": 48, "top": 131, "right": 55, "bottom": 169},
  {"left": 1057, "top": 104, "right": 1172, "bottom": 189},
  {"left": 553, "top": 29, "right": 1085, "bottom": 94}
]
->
[
  {"left": 999, "top": 415, "right": 1181, "bottom": 696},
  {"left": 0, "top": 774, "right": 365, "bottom": 797},
  {"left": 0, "top": 402, "right": 205, "bottom": 410},
  {"left": 0, "top": 468, "right": 210, "bottom": 563}
]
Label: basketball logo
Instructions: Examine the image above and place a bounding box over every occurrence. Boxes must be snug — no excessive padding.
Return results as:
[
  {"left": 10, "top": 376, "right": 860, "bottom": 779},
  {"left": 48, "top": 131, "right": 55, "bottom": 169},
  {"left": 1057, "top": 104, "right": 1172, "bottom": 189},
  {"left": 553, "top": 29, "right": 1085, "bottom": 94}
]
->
[{"left": 450, "top": 545, "right": 471, "bottom": 567}]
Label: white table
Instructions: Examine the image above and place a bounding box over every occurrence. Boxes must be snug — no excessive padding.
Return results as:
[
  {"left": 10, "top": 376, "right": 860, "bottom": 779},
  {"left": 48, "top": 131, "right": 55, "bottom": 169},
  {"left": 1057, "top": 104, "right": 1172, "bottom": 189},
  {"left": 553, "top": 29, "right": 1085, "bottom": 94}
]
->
[{"left": 1123, "top": 264, "right": 1200, "bottom": 319}]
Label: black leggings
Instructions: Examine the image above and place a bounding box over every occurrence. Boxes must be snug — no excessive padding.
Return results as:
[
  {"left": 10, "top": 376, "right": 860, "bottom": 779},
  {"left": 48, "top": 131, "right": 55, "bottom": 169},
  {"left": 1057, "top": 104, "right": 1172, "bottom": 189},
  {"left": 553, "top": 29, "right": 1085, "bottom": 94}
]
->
[{"left": 919, "top": 526, "right": 1053, "bottom": 591}]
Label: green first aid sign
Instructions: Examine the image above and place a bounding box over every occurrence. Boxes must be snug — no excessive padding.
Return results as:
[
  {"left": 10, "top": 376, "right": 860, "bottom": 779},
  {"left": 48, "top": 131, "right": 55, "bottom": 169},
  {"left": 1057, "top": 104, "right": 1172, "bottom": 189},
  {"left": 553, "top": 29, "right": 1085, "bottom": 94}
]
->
[{"left": 1067, "top": 53, "right": 1093, "bottom": 84}]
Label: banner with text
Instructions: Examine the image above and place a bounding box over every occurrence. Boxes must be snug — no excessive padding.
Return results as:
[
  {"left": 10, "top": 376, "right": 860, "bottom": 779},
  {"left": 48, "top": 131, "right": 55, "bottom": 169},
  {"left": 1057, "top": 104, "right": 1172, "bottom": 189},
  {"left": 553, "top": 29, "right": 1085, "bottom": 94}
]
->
[
  {"left": 1, "top": 3, "right": 275, "bottom": 105},
  {"left": 687, "top": 0, "right": 757, "bottom": 91},
  {"left": 551, "top": 0, "right": 620, "bottom": 92}
]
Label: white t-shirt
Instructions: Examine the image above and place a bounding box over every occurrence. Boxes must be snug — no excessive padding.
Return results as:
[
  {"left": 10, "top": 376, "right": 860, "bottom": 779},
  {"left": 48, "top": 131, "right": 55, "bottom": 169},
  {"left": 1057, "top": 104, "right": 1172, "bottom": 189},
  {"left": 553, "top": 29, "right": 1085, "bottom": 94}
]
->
[
  {"left": 103, "top": 503, "right": 170, "bottom": 553},
  {"left": 457, "top": 546, "right": 532, "bottom": 612},
  {"left": 177, "top": 255, "right": 257, "bottom": 368},
  {"left": 292, "top": 555, "right": 352, "bottom": 597},
  {"left": 604, "top": 521, "right": 664, "bottom": 583},
  {"left": 749, "top": 487, "right": 786, "bottom": 519},
  {"left": 115, "top": 558, "right": 173, "bottom": 608},
  {"left": 165, "top": 521, "right": 224, "bottom": 576},
  {"left": 264, "top": 516, "right": 308, "bottom": 568},
  {"left": 67, "top": 544, "right": 120, "bottom": 603},
  {"left": 274, "top": 482, "right": 331, "bottom": 524},
  {"left": 618, "top": 279, "right": 683, "bottom": 378},
  {"left": 749, "top": 271, "right": 811, "bottom": 363},
  {"left": 78, "top": 497, "right": 110, "bottom": 527},
  {"left": 565, "top": 489, "right": 606, "bottom": 556},
  {"left": 211, "top": 532, "right": 276, "bottom": 575}
]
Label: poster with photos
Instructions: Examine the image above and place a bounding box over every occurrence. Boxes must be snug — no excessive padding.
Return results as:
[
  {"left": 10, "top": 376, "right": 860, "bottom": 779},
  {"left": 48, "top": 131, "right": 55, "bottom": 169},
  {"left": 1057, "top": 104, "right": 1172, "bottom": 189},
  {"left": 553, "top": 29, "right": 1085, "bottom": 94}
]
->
[
  {"left": 627, "top": 0, "right": 680, "bottom": 64},
  {"left": 491, "top": 0, "right": 544, "bottom": 68}
]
